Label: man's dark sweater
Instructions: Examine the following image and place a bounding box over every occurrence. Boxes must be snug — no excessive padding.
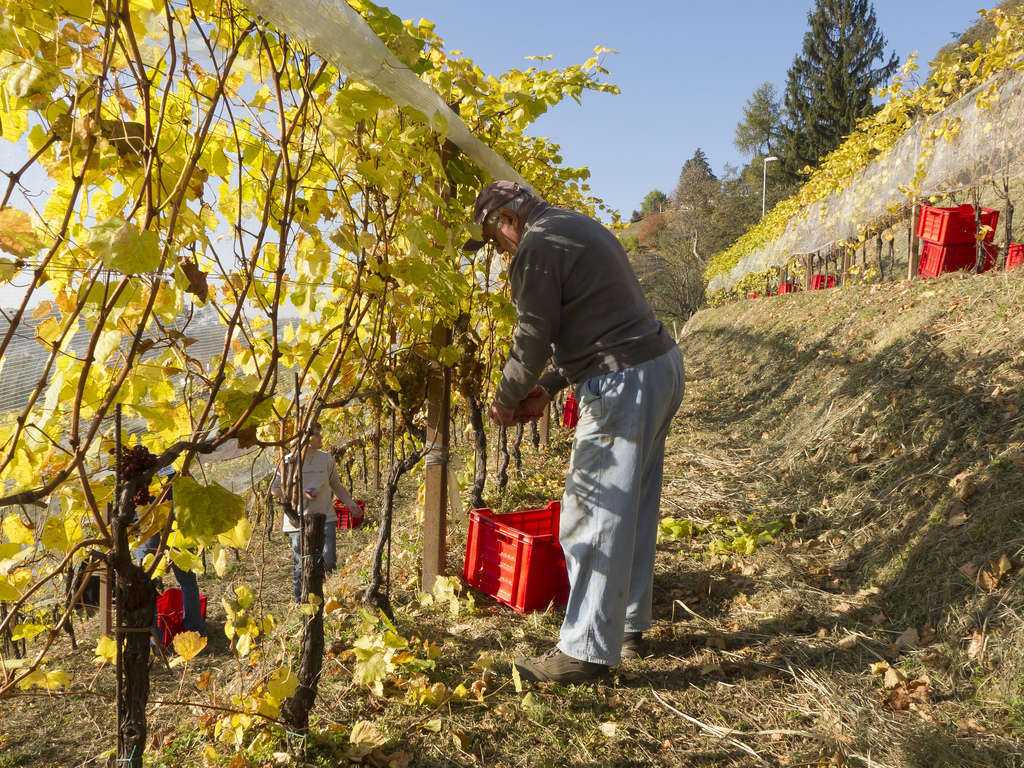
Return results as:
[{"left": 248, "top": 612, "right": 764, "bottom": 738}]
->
[{"left": 494, "top": 202, "right": 675, "bottom": 411}]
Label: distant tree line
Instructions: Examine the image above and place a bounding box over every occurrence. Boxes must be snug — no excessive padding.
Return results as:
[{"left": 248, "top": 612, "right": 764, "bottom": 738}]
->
[{"left": 626, "top": 0, "right": 899, "bottom": 321}]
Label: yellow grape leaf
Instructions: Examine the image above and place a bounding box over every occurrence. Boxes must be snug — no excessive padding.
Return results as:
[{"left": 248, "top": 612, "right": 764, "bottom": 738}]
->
[
  {"left": 216, "top": 515, "right": 251, "bottom": 550},
  {"left": 172, "top": 631, "right": 207, "bottom": 662},
  {"left": 172, "top": 477, "right": 245, "bottom": 541},
  {"left": 88, "top": 217, "right": 161, "bottom": 274},
  {"left": 0, "top": 542, "right": 21, "bottom": 561},
  {"left": 349, "top": 720, "right": 387, "bottom": 749},
  {"left": 2, "top": 514, "right": 34, "bottom": 546},
  {"left": 0, "top": 575, "right": 21, "bottom": 601},
  {"left": 511, "top": 661, "right": 522, "bottom": 694},
  {"left": 324, "top": 596, "right": 341, "bottom": 613},
  {"left": 94, "top": 635, "right": 116, "bottom": 665},
  {"left": 0, "top": 258, "right": 21, "bottom": 283},
  {"left": 451, "top": 683, "right": 468, "bottom": 702},
  {"left": 11, "top": 623, "right": 45, "bottom": 642},
  {"left": 17, "top": 669, "right": 45, "bottom": 690},
  {"left": 40, "top": 516, "right": 83, "bottom": 553},
  {"left": 265, "top": 667, "right": 298, "bottom": 701},
  {"left": 212, "top": 547, "right": 227, "bottom": 578},
  {"left": 0, "top": 207, "right": 42, "bottom": 257}
]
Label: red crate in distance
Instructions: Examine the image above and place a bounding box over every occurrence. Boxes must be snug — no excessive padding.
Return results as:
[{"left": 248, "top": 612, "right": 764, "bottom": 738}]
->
[
  {"left": 809, "top": 274, "right": 836, "bottom": 290},
  {"left": 463, "top": 501, "right": 569, "bottom": 614},
  {"left": 334, "top": 499, "right": 366, "bottom": 529},
  {"left": 1007, "top": 243, "right": 1024, "bottom": 269},
  {"left": 747, "top": 292, "right": 760, "bottom": 299},
  {"left": 777, "top": 282, "right": 797, "bottom": 295},
  {"left": 156, "top": 588, "right": 208, "bottom": 646},
  {"left": 918, "top": 241, "right": 997, "bottom": 278},
  {"left": 916, "top": 204, "right": 999, "bottom": 245}
]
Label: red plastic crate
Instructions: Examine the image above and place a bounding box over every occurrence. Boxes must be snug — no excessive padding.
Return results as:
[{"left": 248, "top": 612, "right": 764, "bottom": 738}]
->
[
  {"left": 916, "top": 204, "right": 999, "bottom": 245},
  {"left": 462, "top": 501, "right": 569, "bottom": 614},
  {"left": 334, "top": 499, "right": 366, "bottom": 529},
  {"left": 918, "top": 241, "right": 997, "bottom": 278},
  {"left": 747, "top": 292, "right": 760, "bottom": 299},
  {"left": 1006, "top": 243, "right": 1024, "bottom": 269},
  {"left": 561, "top": 392, "right": 578, "bottom": 429},
  {"left": 156, "top": 588, "right": 208, "bottom": 646},
  {"left": 777, "top": 282, "right": 797, "bottom": 295},
  {"left": 809, "top": 274, "right": 836, "bottom": 290}
]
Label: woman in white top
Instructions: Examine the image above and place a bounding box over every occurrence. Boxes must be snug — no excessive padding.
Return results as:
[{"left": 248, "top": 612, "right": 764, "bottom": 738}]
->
[{"left": 270, "top": 422, "right": 360, "bottom": 601}]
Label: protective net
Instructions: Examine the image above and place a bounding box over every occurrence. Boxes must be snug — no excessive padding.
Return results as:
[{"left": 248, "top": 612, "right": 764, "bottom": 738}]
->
[
  {"left": 246, "top": 0, "right": 528, "bottom": 189},
  {"left": 708, "top": 66, "right": 1024, "bottom": 293}
]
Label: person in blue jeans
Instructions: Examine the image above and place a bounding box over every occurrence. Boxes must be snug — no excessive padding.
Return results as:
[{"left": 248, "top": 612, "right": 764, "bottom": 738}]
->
[
  {"left": 463, "top": 181, "right": 685, "bottom": 683},
  {"left": 136, "top": 469, "right": 205, "bottom": 638},
  {"left": 270, "top": 421, "right": 359, "bottom": 602}
]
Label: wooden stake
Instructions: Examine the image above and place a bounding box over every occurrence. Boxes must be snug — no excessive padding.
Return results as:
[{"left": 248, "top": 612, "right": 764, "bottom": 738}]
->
[
  {"left": 421, "top": 321, "right": 450, "bottom": 593},
  {"left": 908, "top": 204, "right": 920, "bottom": 279}
]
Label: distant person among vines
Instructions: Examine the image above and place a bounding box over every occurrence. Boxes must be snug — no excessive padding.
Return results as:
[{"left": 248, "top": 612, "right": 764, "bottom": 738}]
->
[
  {"left": 463, "top": 181, "right": 685, "bottom": 683},
  {"left": 270, "top": 421, "right": 360, "bottom": 602}
]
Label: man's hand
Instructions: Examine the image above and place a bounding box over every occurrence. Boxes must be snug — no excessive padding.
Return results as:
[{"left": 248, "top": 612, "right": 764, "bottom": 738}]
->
[
  {"left": 488, "top": 401, "right": 517, "bottom": 427},
  {"left": 515, "top": 386, "right": 550, "bottom": 422}
]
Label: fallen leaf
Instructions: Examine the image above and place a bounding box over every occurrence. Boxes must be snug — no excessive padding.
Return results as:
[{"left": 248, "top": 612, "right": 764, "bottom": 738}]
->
[
  {"left": 884, "top": 667, "right": 907, "bottom": 689},
  {"left": 998, "top": 554, "right": 1013, "bottom": 577},
  {"left": 959, "top": 562, "right": 978, "bottom": 580},
  {"left": 893, "top": 627, "right": 919, "bottom": 651},
  {"left": 967, "top": 630, "right": 986, "bottom": 660},
  {"left": 836, "top": 635, "right": 858, "bottom": 651},
  {"left": 599, "top": 721, "right": 618, "bottom": 738},
  {"left": 946, "top": 512, "right": 969, "bottom": 528},
  {"left": 869, "top": 661, "right": 890, "bottom": 675},
  {"left": 956, "top": 718, "right": 986, "bottom": 735}
]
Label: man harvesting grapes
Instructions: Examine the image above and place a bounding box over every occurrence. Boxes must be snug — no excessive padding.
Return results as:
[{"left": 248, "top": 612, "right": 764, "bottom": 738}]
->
[{"left": 463, "top": 181, "right": 685, "bottom": 683}]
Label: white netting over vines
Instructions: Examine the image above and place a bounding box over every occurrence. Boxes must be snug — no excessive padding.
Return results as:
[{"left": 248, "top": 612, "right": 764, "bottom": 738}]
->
[
  {"left": 246, "top": 0, "right": 528, "bottom": 189},
  {"left": 708, "top": 67, "right": 1024, "bottom": 293}
]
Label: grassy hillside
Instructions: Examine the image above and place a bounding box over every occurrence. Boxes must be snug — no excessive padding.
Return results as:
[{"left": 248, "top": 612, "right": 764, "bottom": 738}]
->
[
  {"left": 2, "top": 271, "right": 1023, "bottom": 768},
  {"left": 668, "top": 270, "right": 1024, "bottom": 765}
]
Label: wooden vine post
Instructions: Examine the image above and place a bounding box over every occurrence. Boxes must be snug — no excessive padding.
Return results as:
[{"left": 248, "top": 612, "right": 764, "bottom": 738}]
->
[
  {"left": 422, "top": 323, "right": 451, "bottom": 593},
  {"left": 538, "top": 403, "right": 550, "bottom": 446},
  {"left": 907, "top": 204, "right": 921, "bottom": 279}
]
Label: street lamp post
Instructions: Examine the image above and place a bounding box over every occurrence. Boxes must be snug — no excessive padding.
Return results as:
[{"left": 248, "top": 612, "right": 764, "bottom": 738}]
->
[{"left": 762, "top": 155, "right": 778, "bottom": 218}]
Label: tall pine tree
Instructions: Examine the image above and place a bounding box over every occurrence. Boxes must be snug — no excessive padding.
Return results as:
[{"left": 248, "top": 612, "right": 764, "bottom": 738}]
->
[{"left": 780, "top": 0, "right": 898, "bottom": 179}]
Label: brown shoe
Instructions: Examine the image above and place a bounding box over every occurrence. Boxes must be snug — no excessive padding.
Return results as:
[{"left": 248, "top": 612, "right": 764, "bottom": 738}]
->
[
  {"left": 620, "top": 631, "right": 649, "bottom": 660},
  {"left": 514, "top": 647, "right": 609, "bottom": 683}
]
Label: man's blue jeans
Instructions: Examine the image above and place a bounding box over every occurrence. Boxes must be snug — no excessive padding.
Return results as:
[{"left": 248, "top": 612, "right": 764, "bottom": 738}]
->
[
  {"left": 288, "top": 516, "right": 337, "bottom": 602},
  {"left": 557, "top": 347, "right": 685, "bottom": 665},
  {"left": 136, "top": 535, "right": 206, "bottom": 635}
]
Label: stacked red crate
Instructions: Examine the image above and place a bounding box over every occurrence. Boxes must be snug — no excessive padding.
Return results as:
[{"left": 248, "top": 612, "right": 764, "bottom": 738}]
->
[
  {"left": 777, "top": 282, "right": 797, "bottom": 295},
  {"left": 916, "top": 204, "right": 999, "bottom": 277},
  {"left": 1006, "top": 243, "right": 1024, "bottom": 269},
  {"left": 809, "top": 274, "right": 835, "bottom": 290},
  {"left": 463, "top": 501, "right": 569, "bottom": 614}
]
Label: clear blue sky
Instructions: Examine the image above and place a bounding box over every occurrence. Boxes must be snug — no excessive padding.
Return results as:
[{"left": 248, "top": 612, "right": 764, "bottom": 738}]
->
[{"left": 384, "top": 0, "right": 984, "bottom": 218}]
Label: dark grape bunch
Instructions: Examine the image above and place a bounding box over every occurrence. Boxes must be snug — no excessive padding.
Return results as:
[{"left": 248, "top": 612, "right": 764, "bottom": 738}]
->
[{"left": 118, "top": 445, "right": 160, "bottom": 507}]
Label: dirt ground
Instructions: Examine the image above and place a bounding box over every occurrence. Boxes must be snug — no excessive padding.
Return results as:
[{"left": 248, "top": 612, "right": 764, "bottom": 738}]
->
[{"left": 2, "top": 269, "right": 1024, "bottom": 768}]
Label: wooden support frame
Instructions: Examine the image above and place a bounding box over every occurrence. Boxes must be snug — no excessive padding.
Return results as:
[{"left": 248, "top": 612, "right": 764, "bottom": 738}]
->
[{"left": 421, "top": 322, "right": 450, "bottom": 593}]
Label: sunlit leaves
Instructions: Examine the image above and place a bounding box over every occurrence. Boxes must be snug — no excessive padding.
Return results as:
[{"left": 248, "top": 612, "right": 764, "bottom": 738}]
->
[
  {"left": 172, "top": 477, "right": 245, "bottom": 541},
  {"left": 94, "top": 634, "right": 117, "bottom": 665},
  {"left": 171, "top": 630, "right": 207, "bottom": 664},
  {"left": 2, "top": 515, "right": 34, "bottom": 547},
  {"left": 88, "top": 217, "right": 162, "bottom": 274},
  {"left": 0, "top": 208, "right": 42, "bottom": 258}
]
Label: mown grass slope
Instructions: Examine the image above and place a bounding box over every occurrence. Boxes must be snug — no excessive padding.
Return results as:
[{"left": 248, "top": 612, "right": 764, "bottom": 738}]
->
[{"left": 2, "top": 270, "right": 1023, "bottom": 768}]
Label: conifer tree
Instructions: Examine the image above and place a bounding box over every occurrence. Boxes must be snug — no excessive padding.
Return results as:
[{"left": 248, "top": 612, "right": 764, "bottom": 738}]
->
[{"left": 780, "top": 0, "right": 898, "bottom": 178}]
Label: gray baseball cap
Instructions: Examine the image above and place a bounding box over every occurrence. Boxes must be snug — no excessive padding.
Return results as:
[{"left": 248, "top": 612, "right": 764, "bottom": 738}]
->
[{"left": 461, "top": 180, "right": 529, "bottom": 252}]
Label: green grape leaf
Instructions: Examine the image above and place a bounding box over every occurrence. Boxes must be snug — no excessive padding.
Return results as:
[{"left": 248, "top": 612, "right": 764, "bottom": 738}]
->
[
  {"left": 172, "top": 477, "right": 245, "bottom": 541},
  {"left": 88, "top": 217, "right": 161, "bottom": 274}
]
